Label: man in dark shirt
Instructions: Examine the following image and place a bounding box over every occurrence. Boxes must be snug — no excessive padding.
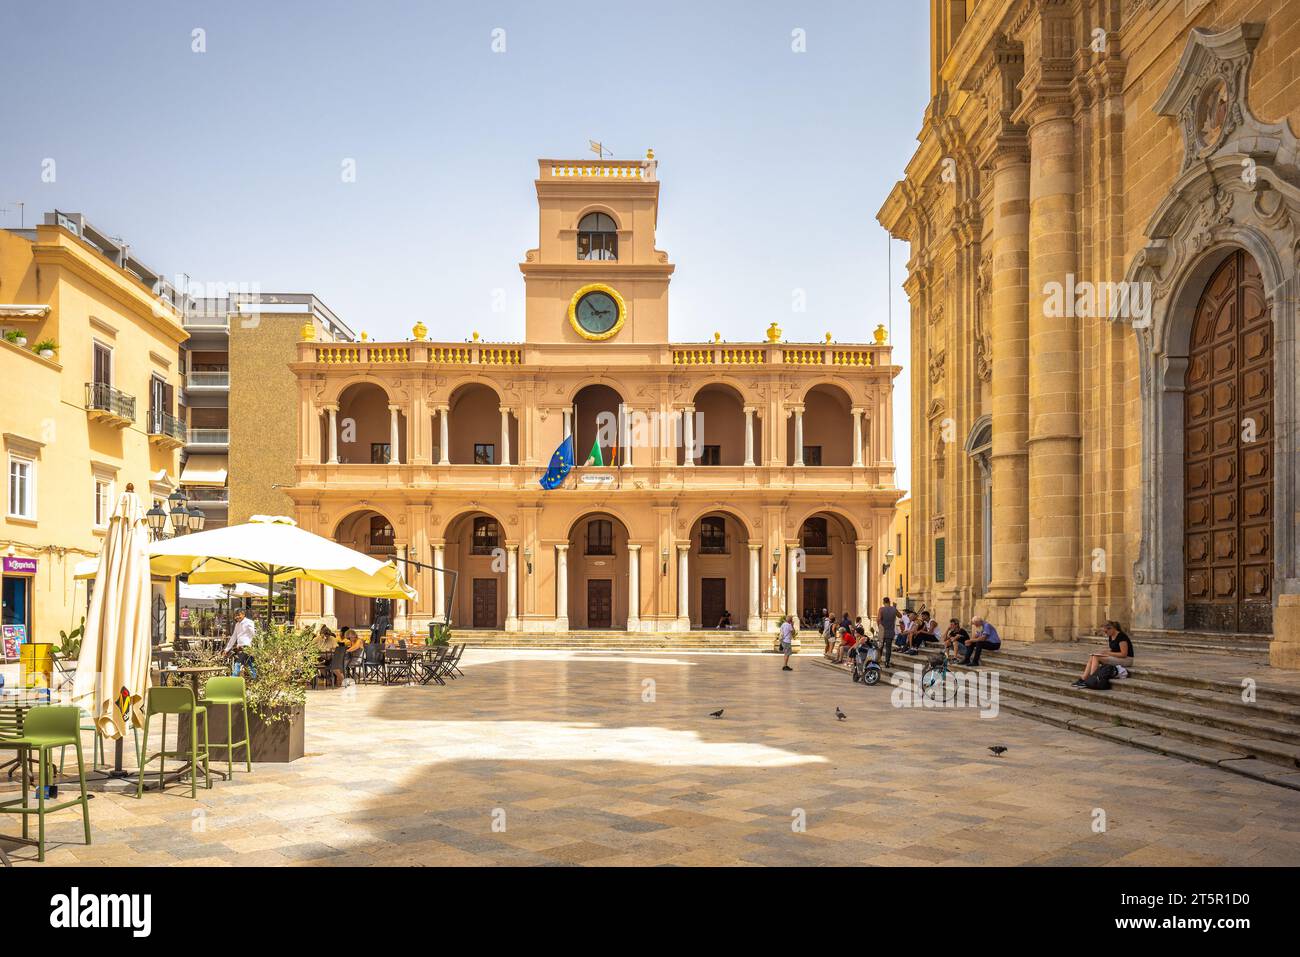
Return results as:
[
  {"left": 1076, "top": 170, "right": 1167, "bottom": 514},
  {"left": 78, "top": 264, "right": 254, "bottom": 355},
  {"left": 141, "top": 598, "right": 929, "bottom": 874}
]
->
[
  {"left": 876, "top": 597, "right": 898, "bottom": 667},
  {"left": 1073, "top": 621, "right": 1135, "bottom": 687},
  {"left": 940, "top": 618, "right": 969, "bottom": 658}
]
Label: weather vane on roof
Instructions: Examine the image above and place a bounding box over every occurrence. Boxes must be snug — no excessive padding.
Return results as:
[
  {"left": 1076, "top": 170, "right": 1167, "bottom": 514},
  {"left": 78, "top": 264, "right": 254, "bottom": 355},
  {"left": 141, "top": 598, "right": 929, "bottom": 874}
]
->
[{"left": 589, "top": 140, "right": 611, "bottom": 160}]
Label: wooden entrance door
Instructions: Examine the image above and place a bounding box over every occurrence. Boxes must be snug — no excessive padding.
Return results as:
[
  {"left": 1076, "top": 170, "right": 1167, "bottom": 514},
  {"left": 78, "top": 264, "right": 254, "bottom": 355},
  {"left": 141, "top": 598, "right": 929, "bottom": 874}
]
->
[
  {"left": 472, "top": 579, "right": 497, "bottom": 629},
  {"left": 802, "top": 578, "right": 828, "bottom": 620},
  {"left": 700, "top": 578, "right": 727, "bottom": 629},
  {"left": 587, "top": 580, "right": 612, "bottom": 628},
  {"left": 1184, "top": 250, "right": 1274, "bottom": 634}
]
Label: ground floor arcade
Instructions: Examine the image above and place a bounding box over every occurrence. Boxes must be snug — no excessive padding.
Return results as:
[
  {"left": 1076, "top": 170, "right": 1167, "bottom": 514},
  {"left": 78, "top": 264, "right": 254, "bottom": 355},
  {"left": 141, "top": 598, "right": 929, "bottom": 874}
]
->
[{"left": 295, "top": 492, "right": 898, "bottom": 634}]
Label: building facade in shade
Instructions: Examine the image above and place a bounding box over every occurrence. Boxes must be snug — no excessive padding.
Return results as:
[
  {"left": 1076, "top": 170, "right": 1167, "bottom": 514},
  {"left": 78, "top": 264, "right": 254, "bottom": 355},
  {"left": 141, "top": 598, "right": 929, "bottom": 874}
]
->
[
  {"left": 0, "top": 212, "right": 188, "bottom": 657},
  {"left": 878, "top": 1, "right": 1300, "bottom": 666},
  {"left": 290, "top": 154, "right": 901, "bottom": 635}
]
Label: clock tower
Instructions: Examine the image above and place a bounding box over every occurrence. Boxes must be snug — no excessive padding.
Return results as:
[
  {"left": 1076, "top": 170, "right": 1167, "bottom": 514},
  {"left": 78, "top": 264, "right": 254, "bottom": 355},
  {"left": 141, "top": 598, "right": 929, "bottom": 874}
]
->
[{"left": 520, "top": 152, "right": 674, "bottom": 347}]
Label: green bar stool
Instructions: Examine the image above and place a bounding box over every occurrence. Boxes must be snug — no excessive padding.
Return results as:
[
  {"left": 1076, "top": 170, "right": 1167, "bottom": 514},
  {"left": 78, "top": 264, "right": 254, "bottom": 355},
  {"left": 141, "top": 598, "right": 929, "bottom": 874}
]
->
[
  {"left": 0, "top": 706, "right": 91, "bottom": 863},
  {"left": 203, "top": 676, "right": 252, "bottom": 778},
  {"left": 136, "top": 687, "right": 211, "bottom": 799}
]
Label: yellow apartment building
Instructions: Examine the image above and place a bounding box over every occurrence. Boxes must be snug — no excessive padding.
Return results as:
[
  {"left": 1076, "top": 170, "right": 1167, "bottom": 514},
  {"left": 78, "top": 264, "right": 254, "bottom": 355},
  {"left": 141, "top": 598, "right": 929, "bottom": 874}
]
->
[
  {"left": 0, "top": 212, "right": 187, "bottom": 661},
  {"left": 289, "top": 154, "right": 903, "bottom": 636}
]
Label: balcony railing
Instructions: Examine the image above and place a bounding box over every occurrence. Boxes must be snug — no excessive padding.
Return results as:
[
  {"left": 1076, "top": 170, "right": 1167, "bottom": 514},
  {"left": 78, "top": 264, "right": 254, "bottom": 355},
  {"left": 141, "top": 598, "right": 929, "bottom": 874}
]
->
[
  {"left": 187, "top": 428, "right": 230, "bottom": 447},
  {"left": 84, "top": 382, "right": 136, "bottom": 424},
  {"left": 148, "top": 409, "right": 187, "bottom": 443},
  {"left": 183, "top": 486, "right": 229, "bottom": 506},
  {"left": 186, "top": 370, "right": 230, "bottom": 388}
]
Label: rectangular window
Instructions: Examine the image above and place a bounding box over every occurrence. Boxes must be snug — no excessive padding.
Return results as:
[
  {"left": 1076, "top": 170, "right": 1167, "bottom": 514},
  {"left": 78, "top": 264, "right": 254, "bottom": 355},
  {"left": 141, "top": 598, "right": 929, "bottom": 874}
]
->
[
  {"left": 472, "top": 518, "right": 500, "bottom": 554},
  {"left": 700, "top": 518, "right": 727, "bottom": 554},
  {"left": 586, "top": 519, "right": 613, "bottom": 556},
  {"left": 700, "top": 445, "right": 721, "bottom": 466},
  {"left": 369, "top": 517, "right": 394, "bottom": 548},
  {"left": 93, "top": 341, "right": 112, "bottom": 386},
  {"left": 370, "top": 443, "right": 391, "bottom": 464},
  {"left": 803, "top": 446, "right": 822, "bottom": 466},
  {"left": 935, "top": 537, "right": 946, "bottom": 583},
  {"left": 474, "top": 443, "right": 495, "bottom": 465},
  {"left": 94, "top": 477, "right": 113, "bottom": 527},
  {"left": 7, "top": 455, "right": 35, "bottom": 520}
]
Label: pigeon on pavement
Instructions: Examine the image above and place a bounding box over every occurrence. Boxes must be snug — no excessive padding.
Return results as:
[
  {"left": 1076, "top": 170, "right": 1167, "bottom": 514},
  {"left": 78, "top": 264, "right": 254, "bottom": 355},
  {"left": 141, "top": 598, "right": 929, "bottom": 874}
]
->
[{"left": 709, "top": 709, "right": 724, "bottom": 719}]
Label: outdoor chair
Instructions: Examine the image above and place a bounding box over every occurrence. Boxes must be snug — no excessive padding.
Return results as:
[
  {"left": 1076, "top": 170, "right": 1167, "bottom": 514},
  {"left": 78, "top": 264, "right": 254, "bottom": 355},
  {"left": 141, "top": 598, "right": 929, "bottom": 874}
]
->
[
  {"left": 136, "top": 686, "right": 211, "bottom": 799},
  {"left": 417, "top": 647, "right": 448, "bottom": 686},
  {"left": 357, "top": 643, "right": 386, "bottom": 685},
  {"left": 203, "top": 676, "right": 252, "bottom": 778},
  {"left": 384, "top": 649, "right": 414, "bottom": 685},
  {"left": 446, "top": 644, "right": 466, "bottom": 679},
  {"left": 0, "top": 706, "right": 91, "bottom": 863}
]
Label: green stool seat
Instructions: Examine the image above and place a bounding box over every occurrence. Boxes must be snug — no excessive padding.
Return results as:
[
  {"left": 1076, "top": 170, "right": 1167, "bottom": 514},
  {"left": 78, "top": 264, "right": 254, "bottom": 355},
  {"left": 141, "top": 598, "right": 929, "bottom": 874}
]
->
[
  {"left": 203, "top": 676, "right": 252, "bottom": 777},
  {"left": 136, "top": 687, "right": 211, "bottom": 799},
  {"left": 0, "top": 706, "right": 91, "bottom": 863}
]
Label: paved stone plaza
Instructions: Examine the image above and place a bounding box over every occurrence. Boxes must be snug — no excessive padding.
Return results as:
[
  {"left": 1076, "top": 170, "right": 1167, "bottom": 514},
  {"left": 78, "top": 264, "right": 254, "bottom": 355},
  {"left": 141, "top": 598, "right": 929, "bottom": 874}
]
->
[{"left": 7, "top": 650, "right": 1300, "bottom": 867}]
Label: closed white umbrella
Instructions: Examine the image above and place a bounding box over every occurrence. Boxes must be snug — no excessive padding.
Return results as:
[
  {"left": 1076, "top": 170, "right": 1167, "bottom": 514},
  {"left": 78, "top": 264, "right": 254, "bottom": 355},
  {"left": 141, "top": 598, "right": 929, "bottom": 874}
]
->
[
  {"left": 148, "top": 515, "right": 415, "bottom": 632},
  {"left": 72, "top": 486, "right": 152, "bottom": 741}
]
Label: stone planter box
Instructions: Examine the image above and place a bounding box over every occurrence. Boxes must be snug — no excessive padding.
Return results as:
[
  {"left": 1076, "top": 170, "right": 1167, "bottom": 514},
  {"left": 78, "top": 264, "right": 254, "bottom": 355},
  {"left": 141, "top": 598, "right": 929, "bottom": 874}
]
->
[{"left": 178, "top": 701, "right": 305, "bottom": 763}]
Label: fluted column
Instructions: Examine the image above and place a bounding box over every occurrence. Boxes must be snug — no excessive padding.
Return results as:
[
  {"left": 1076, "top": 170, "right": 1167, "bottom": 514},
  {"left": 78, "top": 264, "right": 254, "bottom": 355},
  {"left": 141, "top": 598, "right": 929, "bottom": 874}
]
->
[
  {"left": 792, "top": 405, "right": 805, "bottom": 466},
  {"left": 986, "top": 133, "right": 1031, "bottom": 599},
  {"left": 743, "top": 406, "right": 756, "bottom": 467},
  {"left": 505, "top": 545, "right": 519, "bottom": 631},
  {"left": 437, "top": 404, "right": 450, "bottom": 465},
  {"left": 682, "top": 405, "right": 696, "bottom": 466},
  {"left": 499, "top": 408, "right": 511, "bottom": 466},
  {"left": 433, "top": 544, "right": 447, "bottom": 622},
  {"left": 676, "top": 544, "right": 690, "bottom": 627},
  {"left": 325, "top": 404, "right": 339, "bottom": 465},
  {"left": 387, "top": 405, "right": 401, "bottom": 465},
  {"left": 555, "top": 544, "right": 569, "bottom": 630},
  {"left": 627, "top": 544, "right": 641, "bottom": 632},
  {"left": 747, "top": 543, "right": 762, "bottom": 631},
  {"left": 851, "top": 407, "right": 865, "bottom": 468},
  {"left": 1024, "top": 93, "right": 1082, "bottom": 597}
]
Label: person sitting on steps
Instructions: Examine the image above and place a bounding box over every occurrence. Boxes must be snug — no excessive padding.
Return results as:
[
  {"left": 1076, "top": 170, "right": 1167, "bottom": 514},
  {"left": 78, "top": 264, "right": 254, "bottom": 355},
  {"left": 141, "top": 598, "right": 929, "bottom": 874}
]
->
[{"left": 1072, "top": 621, "right": 1134, "bottom": 688}]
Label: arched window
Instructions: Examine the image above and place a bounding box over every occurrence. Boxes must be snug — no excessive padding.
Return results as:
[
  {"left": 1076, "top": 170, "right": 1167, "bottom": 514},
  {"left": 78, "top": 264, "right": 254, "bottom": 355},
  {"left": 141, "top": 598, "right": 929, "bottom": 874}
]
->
[
  {"left": 586, "top": 519, "right": 613, "bottom": 555},
  {"left": 577, "top": 213, "right": 618, "bottom": 261},
  {"left": 801, "top": 517, "right": 829, "bottom": 552},
  {"left": 471, "top": 517, "right": 499, "bottom": 554},
  {"left": 700, "top": 517, "right": 727, "bottom": 554}
]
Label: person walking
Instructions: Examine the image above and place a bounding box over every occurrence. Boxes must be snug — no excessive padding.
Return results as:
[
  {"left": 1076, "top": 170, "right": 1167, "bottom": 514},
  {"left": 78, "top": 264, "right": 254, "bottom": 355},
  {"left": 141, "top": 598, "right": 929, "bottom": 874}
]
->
[
  {"left": 223, "top": 608, "right": 257, "bottom": 679},
  {"left": 876, "top": 597, "right": 898, "bottom": 667},
  {"left": 779, "top": 615, "right": 796, "bottom": 671}
]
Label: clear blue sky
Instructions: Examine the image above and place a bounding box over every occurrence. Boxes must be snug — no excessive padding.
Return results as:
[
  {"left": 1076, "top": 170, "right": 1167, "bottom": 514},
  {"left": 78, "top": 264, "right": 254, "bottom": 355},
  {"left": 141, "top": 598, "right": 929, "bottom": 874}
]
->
[{"left": 2, "top": 0, "right": 927, "bottom": 489}]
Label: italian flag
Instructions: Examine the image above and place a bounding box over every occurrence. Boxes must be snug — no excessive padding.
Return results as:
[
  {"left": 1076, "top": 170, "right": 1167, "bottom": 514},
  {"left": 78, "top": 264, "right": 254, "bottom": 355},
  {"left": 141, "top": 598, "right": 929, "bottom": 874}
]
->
[{"left": 584, "top": 438, "right": 604, "bottom": 467}]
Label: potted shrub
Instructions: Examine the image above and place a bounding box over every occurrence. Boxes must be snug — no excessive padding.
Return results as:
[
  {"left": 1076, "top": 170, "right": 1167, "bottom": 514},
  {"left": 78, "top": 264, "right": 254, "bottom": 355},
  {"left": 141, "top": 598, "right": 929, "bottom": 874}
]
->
[
  {"left": 33, "top": 338, "right": 58, "bottom": 359},
  {"left": 3, "top": 329, "right": 28, "bottom": 348},
  {"left": 427, "top": 621, "right": 452, "bottom": 647}
]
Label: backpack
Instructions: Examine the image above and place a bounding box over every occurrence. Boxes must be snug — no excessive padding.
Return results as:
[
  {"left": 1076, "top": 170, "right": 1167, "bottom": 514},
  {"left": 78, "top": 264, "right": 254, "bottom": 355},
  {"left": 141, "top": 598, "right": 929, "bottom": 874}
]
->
[{"left": 1084, "top": 664, "right": 1119, "bottom": 690}]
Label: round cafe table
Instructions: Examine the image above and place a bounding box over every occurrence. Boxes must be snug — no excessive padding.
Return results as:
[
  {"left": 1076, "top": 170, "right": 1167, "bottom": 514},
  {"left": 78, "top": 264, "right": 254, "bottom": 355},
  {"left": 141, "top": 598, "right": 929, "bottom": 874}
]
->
[{"left": 162, "top": 665, "right": 227, "bottom": 700}]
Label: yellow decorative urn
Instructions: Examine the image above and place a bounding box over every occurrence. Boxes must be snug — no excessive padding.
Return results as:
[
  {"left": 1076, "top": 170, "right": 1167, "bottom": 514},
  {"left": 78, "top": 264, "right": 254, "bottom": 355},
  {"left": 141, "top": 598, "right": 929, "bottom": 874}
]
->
[
  {"left": 765, "top": 322, "right": 782, "bottom": 343},
  {"left": 412, "top": 321, "right": 428, "bottom": 341},
  {"left": 299, "top": 321, "right": 316, "bottom": 342},
  {"left": 825, "top": 332, "right": 833, "bottom": 344},
  {"left": 360, "top": 330, "right": 369, "bottom": 342},
  {"left": 873, "top": 324, "right": 888, "bottom": 344}
]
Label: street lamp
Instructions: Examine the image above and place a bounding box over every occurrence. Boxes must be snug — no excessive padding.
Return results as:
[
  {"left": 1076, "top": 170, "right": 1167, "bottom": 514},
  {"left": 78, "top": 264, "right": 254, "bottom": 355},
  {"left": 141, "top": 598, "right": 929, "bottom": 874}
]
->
[
  {"left": 882, "top": 548, "right": 895, "bottom": 577},
  {"left": 524, "top": 546, "right": 533, "bottom": 575},
  {"left": 148, "top": 493, "right": 205, "bottom": 541}
]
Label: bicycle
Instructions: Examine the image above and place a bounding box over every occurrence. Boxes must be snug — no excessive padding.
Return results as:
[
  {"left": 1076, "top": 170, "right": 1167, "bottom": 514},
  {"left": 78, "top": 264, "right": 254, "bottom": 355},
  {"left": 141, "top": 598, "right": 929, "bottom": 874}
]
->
[{"left": 919, "top": 649, "right": 960, "bottom": 703}]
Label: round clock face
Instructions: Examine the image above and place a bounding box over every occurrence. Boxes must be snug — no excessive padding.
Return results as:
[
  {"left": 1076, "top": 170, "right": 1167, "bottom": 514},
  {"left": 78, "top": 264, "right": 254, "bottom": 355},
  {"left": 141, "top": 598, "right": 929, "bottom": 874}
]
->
[{"left": 575, "top": 290, "right": 619, "bottom": 335}]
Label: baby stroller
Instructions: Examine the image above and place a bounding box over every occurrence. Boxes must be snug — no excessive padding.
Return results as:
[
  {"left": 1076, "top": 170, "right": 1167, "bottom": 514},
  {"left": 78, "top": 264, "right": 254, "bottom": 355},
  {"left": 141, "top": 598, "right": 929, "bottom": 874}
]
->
[{"left": 850, "top": 627, "right": 883, "bottom": 686}]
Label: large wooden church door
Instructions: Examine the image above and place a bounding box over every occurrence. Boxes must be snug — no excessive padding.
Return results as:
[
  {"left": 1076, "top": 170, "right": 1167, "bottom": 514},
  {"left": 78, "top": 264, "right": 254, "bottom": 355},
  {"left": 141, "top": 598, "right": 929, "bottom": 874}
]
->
[{"left": 1184, "top": 250, "right": 1274, "bottom": 634}]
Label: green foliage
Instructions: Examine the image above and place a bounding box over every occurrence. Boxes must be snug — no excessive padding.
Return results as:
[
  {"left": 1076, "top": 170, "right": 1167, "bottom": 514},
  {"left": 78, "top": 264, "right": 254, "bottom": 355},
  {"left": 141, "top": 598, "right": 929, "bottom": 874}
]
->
[
  {"left": 3, "top": 329, "right": 27, "bottom": 344},
  {"left": 246, "top": 623, "right": 320, "bottom": 724},
  {"left": 428, "top": 621, "right": 452, "bottom": 646},
  {"left": 56, "top": 617, "right": 85, "bottom": 659},
  {"left": 32, "top": 338, "right": 58, "bottom": 353}
]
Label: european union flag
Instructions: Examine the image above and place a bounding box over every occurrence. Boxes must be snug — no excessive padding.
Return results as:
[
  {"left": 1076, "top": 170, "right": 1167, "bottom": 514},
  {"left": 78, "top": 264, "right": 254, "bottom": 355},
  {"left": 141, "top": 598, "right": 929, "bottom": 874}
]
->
[{"left": 539, "top": 434, "right": 574, "bottom": 490}]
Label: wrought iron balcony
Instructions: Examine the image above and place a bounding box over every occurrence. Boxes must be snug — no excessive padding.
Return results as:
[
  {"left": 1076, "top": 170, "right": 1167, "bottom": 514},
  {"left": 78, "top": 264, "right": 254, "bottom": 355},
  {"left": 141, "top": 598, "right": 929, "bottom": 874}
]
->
[
  {"left": 147, "top": 409, "right": 187, "bottom": 448},
  {"left": 84, "top": 382, "right": 136, "bottom": 428}
]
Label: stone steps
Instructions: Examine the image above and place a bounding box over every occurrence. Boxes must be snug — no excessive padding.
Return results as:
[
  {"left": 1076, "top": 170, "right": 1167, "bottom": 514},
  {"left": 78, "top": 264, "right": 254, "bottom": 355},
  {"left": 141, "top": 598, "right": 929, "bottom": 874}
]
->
[
  {"left": 454, "top": 631, "right": 780, "bottom": 653},
  {"left": 1127, "top": 630, "right": 1271, "bottom": 659},
  {"left": 815, "top": 648, "right": 1300, "bottom": 790}
]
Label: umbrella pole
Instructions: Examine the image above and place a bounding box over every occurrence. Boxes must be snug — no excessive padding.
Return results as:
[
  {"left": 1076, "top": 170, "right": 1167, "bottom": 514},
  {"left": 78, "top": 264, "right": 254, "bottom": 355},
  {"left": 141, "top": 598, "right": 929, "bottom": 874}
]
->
[{"left": 267, "top": 570, "right": 275, "bottom": 634}]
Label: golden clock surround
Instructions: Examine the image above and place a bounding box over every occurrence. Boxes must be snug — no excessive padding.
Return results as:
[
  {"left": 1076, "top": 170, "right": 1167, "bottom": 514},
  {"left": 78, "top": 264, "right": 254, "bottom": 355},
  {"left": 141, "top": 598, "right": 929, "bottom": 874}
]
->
[{"left": 568, "top": 283, "right": 627, "bottom": 341}]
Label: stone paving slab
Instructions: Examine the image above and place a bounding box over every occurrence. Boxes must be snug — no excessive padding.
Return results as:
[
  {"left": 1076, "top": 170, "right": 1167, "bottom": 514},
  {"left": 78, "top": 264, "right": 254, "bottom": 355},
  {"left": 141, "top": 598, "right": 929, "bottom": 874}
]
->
[{"left": 3, "top": 649, "right": 1299, "bottom": 867}]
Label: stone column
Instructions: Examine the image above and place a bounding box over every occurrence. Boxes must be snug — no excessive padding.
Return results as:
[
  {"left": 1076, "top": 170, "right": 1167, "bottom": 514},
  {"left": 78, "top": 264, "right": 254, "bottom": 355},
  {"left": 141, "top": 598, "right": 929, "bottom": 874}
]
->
[
  {"left": 437, "top": 404, "right": 450, "bottom": 465},
  {"left": 555, "top": 544, "right": 569, "bottom": 631},
  {"left": 676, "top": 544, "right": 690, "bottom": 628},
  {"left": 325, "top": 405, "right": 339, "bottom": 465},
  {"left": 505, "top": 545, "right": 519, "bottom": 631},
  {"left": 792, "top": 406, "right": 805, "bottom": 466},
  {"left": 786, "top": 543, "right": 800, "bottom": 620},
  {"left": 851, "top": 407, "right": 865, "bottom": 468},
  {"left": 747, "top": 543, "right": 762, "bottom": 631},
  {"left": 388, "top": 404, "right": 401, "bottom": 465},
  {"left": 856, "top": 543, "right": 871, "bottom": 622},
  {"left": 985, "top": 131, "right": 1032, "bottom": 600},
  {"left": 743, "top": 406, "right": 756, "bottom": 468},
  {"left": 394, "top": 543, "right": 409, "bottom": 630},
  {"left": 682, "top": 405, "right": 696, "bottom": 466},
  {"left": 500, "top": 408, "right": 511, "bottom": 466},
  {"left": 1023, "top": 92, "right": 1082, "bottom": 603},
  {"left": 627, "top": 544, "right": 641, "bottom": 632},
  {"left": 562, "top": 408, "right": 572, "bottom": 439},
  {"left": 433, "top": 544, "right": 447, "bottom": 622},
  {"left": 322, "top": 585, "right": 336, "bottom": 627}
]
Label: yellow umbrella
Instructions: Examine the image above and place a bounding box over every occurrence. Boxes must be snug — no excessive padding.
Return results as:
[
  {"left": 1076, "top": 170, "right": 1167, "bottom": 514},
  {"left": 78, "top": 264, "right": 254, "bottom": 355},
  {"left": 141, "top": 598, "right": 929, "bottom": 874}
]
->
[
  {"left": 72, "top": 486, "right": 152, "bottom": 741},
  {"left": 147, "top": 515, "right": 415, "bottom": 632}
]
